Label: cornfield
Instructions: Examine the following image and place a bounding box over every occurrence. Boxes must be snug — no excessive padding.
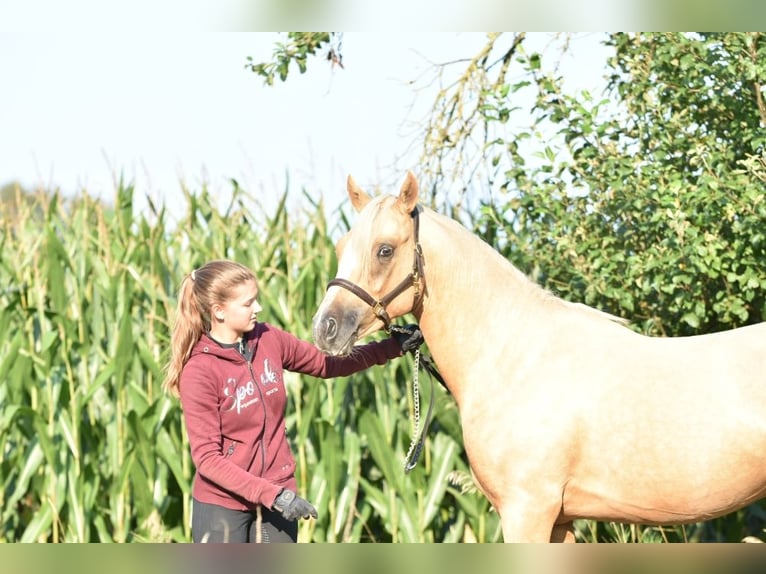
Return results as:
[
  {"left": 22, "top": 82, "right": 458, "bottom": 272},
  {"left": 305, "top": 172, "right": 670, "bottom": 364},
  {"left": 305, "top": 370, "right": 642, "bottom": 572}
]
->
[
  {"left": 0, "top": 181, "right": 498, "bottom": 543},
  {"left": 2, "top": 181, "right": 757, "bottom": 543}
]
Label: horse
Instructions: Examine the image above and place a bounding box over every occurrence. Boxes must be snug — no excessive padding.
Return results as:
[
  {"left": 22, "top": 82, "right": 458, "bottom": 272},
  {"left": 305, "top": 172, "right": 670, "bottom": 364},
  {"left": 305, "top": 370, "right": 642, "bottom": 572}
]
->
[{"left": 311, "top": 171, "right": 766, "bottom": 542}]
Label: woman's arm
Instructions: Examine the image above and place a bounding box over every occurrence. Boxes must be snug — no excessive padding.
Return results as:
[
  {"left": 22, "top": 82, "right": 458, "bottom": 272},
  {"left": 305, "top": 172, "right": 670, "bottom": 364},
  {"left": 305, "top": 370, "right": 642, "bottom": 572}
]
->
[{"left": 272, "top": 325, "right": 403, "bottom": 378}]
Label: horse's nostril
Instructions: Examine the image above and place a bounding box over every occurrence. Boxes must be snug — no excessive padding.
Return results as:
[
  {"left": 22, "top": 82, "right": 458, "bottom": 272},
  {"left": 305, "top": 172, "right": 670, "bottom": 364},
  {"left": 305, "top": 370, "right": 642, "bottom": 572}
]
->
[{"left": 326, "top": 317, "right": 338, "bottom": 341}]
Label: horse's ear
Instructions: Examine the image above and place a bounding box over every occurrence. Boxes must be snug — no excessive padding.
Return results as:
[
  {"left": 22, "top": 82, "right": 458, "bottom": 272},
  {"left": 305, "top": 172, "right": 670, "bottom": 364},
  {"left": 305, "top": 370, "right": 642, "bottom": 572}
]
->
[
  {"left": 397, "top": 171, "right": 419, "bottom": 214},
  {"left": 347, "top": 175, "right": 371, "bottom": 213}
]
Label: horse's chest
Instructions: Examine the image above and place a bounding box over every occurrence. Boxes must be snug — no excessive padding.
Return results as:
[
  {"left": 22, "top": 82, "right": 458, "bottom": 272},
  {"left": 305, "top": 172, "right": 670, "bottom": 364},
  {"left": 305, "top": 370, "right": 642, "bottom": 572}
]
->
[{"left": 459, "top": 387, "right": 576, "bottom": 470}]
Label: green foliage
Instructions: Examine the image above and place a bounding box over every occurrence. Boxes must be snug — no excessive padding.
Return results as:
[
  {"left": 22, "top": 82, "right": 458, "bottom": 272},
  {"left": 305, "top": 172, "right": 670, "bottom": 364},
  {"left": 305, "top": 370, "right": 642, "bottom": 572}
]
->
[
  {"left": 479, "top": 32, "right": 766, "bottom": 339},
  {"left": 0, "top": 182, "right": 498, "bottom": 542},
  {"left": 246, "top": 33, "right": 335, "bottom": 86}
]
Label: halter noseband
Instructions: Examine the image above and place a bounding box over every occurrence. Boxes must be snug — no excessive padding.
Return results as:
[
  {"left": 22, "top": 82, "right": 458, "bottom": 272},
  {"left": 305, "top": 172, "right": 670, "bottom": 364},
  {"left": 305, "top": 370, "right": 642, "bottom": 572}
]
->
[{"left": 327, "top": 206, "right": 425, "bottom": 332}]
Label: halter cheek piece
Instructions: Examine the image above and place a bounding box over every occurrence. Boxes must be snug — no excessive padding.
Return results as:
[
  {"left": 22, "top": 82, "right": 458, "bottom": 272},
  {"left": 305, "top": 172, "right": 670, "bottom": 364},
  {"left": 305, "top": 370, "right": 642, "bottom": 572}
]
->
[{"left": 327, "top": 206, "right": 425, "bottom": 332}]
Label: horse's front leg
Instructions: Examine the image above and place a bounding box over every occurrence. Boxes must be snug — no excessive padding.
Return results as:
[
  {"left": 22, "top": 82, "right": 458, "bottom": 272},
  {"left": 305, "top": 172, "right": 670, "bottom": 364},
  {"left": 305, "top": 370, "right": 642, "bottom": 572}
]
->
[
  {"left": 551, "top": 521, "right": 576, "bottom": 543},
  {"left": 497, "top": 493, "right": 563, "bottom": 542}
]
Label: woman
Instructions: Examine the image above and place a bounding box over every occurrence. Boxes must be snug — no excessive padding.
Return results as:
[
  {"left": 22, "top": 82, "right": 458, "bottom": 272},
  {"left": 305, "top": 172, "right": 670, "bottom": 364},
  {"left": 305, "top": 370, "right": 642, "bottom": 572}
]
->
[{"left": 162, "top": 260, "right": 420, "bottom": 543}]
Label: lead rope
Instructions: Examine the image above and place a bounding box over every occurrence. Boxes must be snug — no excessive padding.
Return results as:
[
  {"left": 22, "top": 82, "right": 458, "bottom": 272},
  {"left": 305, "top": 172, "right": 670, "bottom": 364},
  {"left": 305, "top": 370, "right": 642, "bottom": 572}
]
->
[
  {"left": 403, "top": 348, "right": 422, "bottom": 471},
  {"left": 403, "top": 348, "right": 438, "bottom": 473},
  {"left": 390, "top": 323, "right": 445, "bottom": 473}
]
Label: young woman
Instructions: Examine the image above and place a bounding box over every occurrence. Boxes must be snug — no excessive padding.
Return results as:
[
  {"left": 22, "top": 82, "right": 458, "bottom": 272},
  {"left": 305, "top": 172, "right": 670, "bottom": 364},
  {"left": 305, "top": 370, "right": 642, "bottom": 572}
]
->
[{"left": 162, "top": 260, "right": 421, "bottom": 543}]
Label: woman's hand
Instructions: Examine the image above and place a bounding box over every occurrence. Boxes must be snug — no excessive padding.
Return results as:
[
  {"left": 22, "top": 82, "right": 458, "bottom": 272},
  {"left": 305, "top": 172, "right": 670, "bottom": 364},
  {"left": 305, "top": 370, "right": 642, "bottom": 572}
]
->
[
  {"left": 391, "top": 324, "right": 424, "bottom": 353},
  {"left": 271, "top": 488, "right": 318, "bottom": 521}
]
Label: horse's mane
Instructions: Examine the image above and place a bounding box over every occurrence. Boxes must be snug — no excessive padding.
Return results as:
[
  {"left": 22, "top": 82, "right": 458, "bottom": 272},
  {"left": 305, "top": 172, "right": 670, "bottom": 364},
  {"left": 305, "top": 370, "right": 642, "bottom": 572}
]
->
[
  {"left": 429, "top": 206, "right": 630, "bottom": 329},
  {"left": 560, "top": 299, "right": 631, "bottom": 326}
]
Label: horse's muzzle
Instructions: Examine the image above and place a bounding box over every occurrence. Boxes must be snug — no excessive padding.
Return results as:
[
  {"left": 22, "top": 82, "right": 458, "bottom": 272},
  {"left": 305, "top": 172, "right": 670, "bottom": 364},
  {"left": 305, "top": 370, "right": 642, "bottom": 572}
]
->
[{"left": 312, "top": 307, "right": 360, "bottom": 356}]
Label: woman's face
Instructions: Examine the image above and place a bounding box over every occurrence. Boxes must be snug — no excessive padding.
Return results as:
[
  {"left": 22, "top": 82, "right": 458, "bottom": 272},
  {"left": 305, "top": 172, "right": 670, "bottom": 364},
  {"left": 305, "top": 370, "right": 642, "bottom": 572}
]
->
[{"left": 212, "top": 279, "right": 262, "bottom": 341}]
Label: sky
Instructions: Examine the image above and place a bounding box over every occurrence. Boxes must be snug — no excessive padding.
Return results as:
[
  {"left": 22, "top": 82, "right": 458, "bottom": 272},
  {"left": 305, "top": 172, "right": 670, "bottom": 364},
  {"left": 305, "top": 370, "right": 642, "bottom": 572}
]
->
[{"left": 0, "top": 33, "right": 610, "bottom": 218}]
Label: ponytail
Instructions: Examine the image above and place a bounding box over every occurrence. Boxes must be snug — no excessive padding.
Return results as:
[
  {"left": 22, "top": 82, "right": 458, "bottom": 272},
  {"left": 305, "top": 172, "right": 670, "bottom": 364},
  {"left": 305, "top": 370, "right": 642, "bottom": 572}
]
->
[
  {"left": 162, "top": 274, "right": 205, "bottom": 397},
  {"left": 162, "top": 260, "right": 256, "bottom": 397}
]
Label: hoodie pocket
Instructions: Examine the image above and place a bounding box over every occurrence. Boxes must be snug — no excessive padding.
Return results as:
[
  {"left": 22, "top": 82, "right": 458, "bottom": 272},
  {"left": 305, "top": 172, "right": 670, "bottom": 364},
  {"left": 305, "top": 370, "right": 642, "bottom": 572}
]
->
[
  {"left": 224, "top": 440, "right": 237, "bottom": 458},
  {"left": 222, "top": 439, "right": 250, "bottom": 469}
]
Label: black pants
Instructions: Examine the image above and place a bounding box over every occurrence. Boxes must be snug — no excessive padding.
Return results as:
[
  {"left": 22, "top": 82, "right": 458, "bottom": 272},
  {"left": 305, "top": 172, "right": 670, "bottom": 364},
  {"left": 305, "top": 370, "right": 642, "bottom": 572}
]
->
[{"left": 192, "top": 498, "right": 298, "bottom": 543}]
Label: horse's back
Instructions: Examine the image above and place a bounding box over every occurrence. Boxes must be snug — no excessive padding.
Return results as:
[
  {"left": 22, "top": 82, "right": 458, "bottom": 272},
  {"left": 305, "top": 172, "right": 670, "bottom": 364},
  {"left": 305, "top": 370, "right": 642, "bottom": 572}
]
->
[{"left": 639, "top": 320, "right": 766, "bottom": 386}]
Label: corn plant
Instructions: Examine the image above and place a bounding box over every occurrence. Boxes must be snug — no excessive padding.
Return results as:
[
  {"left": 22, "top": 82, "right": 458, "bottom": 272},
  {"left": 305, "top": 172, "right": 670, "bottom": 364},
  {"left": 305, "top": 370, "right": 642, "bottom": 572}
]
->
[{"left": 0, "top": 181, "right": 501, "bottom": 543}]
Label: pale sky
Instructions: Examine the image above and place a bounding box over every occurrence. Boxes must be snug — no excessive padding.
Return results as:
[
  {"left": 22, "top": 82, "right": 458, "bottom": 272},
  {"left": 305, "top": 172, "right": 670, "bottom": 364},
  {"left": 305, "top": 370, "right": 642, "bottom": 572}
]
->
[{"left": 0, "top": 33, "right": 609, "bottom": 218}]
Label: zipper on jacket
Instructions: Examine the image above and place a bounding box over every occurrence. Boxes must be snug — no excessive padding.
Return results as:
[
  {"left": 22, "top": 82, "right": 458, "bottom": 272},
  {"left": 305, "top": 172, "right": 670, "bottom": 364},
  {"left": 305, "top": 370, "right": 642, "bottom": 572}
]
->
[
  {"left": 225, "top": 441, "right": 236, "bottom": 458},
  {"left": 247, "top": 360, "right": 267, "bottom": 475},
  {"left": 239, "top": 326, "right": 266, "bottom": 476}
]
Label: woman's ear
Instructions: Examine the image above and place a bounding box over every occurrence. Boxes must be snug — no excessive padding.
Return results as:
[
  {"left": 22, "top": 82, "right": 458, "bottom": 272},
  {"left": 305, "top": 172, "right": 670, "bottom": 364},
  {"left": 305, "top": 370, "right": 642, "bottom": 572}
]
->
[{"left": 212, "top": 303, "right": 225, "bottom": 322}]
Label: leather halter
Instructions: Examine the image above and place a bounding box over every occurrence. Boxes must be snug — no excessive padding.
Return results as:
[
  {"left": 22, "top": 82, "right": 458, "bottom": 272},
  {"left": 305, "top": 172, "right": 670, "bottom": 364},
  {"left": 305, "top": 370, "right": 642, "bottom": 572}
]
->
[{"left": 327, "top": 206, "right": 425, "bottom": 332}]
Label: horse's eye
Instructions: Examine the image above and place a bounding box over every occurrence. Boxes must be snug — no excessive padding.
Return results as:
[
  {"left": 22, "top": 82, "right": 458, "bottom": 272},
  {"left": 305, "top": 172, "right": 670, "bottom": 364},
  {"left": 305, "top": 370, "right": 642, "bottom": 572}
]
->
[{"left": 377, "top": 244, "right": 394, "bottom": 260}]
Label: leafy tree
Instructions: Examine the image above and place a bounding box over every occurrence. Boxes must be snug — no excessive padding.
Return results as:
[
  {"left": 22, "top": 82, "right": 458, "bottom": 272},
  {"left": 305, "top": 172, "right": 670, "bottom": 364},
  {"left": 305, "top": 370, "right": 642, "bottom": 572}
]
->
[
  {"left": 474, "top": 32, "right": 766, "bottom": 337},
  {"left": 246, "top": 32, "right": 340, "bottom": 85}
]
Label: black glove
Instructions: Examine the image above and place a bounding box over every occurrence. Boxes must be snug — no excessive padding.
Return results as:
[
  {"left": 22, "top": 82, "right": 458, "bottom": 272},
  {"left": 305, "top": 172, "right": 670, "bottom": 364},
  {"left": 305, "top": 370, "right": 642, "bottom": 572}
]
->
[
  {"left": 271, "top": 488, "right": 317, "bottom": 521},
  {"left": 391, "top": 324, "right": 424, "bottom": 353}
]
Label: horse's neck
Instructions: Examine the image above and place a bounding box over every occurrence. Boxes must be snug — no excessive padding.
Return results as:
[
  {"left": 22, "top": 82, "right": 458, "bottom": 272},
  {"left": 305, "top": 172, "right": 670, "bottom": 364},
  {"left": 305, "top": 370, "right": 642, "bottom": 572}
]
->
[
  {"left": 416, "top": 210, "right": 548, "bottom": 398},
  {"left": 418, "top": 208, "right": 544, "bottom": 318}
]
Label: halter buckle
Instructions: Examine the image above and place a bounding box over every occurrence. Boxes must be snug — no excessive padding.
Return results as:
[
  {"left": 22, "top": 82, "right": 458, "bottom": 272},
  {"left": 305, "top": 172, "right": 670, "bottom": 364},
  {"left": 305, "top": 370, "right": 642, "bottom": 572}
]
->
[{"left": 412, "top": 272, "right": 421, "bottom": 300}]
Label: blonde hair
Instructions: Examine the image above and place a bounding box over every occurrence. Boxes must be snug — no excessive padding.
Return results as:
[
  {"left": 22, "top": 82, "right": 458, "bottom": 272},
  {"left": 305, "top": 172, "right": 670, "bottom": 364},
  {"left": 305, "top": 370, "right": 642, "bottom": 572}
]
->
[{"left": 162, "top": 260, "right": 256, "bottom": 397}]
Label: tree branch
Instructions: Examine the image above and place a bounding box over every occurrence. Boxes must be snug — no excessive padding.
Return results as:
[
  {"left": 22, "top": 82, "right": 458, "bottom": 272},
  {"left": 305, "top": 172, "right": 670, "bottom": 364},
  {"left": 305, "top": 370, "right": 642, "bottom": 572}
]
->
[{"left": 749, "top": 33, "right": 766, "bottom": 127}]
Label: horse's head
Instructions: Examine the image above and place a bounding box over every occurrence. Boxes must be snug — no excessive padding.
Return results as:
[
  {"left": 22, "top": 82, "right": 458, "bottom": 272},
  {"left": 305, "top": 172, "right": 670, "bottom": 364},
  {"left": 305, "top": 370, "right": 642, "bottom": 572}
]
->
[{"left": 313, "top": 171, "right": 423, "bottom": 356}]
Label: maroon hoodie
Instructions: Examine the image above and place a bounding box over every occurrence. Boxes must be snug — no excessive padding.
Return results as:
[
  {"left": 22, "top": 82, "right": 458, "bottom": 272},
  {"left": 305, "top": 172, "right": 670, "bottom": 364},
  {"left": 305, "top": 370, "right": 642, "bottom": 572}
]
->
[{"left": 179, "top": 321, "right": 402, "bottom": 511}]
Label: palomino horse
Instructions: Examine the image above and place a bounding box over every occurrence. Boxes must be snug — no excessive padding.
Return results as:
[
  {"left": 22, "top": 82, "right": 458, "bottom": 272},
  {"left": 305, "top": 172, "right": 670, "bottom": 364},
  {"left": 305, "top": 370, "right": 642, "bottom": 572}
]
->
[{"left": 312, "top": 171, "right": 766, "bottom": 542}]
